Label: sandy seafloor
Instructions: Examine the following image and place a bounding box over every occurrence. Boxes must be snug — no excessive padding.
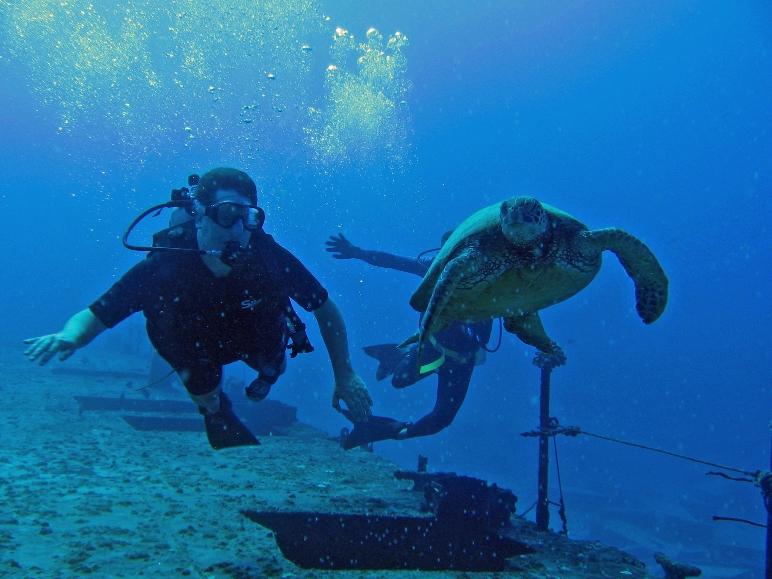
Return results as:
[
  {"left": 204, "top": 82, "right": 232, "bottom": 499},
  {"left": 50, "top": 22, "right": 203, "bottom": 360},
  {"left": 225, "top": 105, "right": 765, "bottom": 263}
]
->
[{"left": 0, "top": 342, "right": 664, "bottom": 578}]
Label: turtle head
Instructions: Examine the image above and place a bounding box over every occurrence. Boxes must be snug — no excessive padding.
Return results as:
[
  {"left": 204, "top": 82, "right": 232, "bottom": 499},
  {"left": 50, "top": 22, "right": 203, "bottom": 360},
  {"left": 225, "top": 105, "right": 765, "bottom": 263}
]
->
[{"left": 500, "top": 196, "right": 549, "bottom": 247}]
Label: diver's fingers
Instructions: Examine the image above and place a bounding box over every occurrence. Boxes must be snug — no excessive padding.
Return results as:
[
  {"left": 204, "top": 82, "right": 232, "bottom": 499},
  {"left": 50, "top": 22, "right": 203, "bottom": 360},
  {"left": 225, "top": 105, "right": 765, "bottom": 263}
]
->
[
  {"left": 344, "top": 401, "right": 362, "bottom": 422},
  {"left": 23, "top": 337, "right": 42, "bottom": 358},
  {"left": 36, "top": 345, "right": 59, "bottom": 366},
  {"left": 347, "top": 391, "right": 372, "bottom": 422},
  {"left": 325, "top": 240, "right": 344, "bottom": 255},
  {"left": 59, "top": 347, "right": 76, "bottom": 362},
  {"left": 24, "top": 335, "right": 52, "bottom": 360},
  {"left": 328, "top": 250, "right": 350, "bottom": 259},
  {"left": 329, "top": 235, "right": 349, "bottom": 246},
  {"left": 359, "top": 387, "right": 373, "bottom": 408}
]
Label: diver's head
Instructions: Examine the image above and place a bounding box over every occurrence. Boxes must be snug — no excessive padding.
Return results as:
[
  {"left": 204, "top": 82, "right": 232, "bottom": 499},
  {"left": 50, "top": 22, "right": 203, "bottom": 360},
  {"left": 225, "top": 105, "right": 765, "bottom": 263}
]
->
[
  {"left": 194, "top": 168, "right": 261, "bottom": 251},
  {"left": 196, "top": 167, "right": 258, "bottom": 206},
  {"left": 500, "top": 196, "right": 549, "bottom": 247},
  {"left": 440, "top": 229, "right": 454, "bottom": 246}
]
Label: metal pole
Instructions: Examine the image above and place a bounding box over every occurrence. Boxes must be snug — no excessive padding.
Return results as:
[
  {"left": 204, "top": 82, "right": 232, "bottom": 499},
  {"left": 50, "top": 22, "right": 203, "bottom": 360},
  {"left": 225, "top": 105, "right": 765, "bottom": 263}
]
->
[
  {"left": 536, "top": 366, "right": 552, "bottom": 531},
  {"left": 765, "top": 428, "right": 771, "bottom": 579}
]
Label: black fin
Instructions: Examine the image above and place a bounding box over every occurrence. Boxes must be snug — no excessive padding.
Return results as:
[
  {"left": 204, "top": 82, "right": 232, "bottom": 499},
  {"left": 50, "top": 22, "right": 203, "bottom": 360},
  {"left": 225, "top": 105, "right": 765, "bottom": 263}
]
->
[
  {"left": 340, "top": 415, "right": 406, "bottom": 450},
  {"left": 363, "top": 343, "right": 405, "bottom": 381},
  {"left": 202, "top": 393, "right": 260, "bottom": 450}
]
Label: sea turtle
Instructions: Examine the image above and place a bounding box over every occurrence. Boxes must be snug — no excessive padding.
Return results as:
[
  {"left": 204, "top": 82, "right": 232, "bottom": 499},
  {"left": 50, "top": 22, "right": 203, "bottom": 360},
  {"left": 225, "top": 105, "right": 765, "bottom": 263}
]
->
[{"left": 406, "top": 196, "right": 668, "bottom": 367}]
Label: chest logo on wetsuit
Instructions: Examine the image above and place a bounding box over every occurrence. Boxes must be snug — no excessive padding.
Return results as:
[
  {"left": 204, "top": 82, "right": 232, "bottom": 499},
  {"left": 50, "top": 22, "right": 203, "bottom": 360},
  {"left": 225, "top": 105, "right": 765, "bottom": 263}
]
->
[{"left": 241, "top": 298, "right": 262, "bottom": 310}]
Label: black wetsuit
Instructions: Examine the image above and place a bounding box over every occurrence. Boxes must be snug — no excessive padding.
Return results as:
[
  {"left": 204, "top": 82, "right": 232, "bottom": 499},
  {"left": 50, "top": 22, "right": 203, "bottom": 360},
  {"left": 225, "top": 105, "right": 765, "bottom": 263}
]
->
[
  {"left": 357, "top": 249, "right": 493, "bottom": 439},
  {"left": 90, "top": 231, "right": 327, "bottom": 395}
]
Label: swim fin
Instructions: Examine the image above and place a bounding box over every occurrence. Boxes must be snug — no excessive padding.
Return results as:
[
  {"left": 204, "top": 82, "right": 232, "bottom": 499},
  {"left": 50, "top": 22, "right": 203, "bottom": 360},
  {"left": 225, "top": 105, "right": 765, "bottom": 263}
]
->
[
  {"left": 363, "top": 343, "right": 405, "bottom": 381},
  {"left": 417, "top": 336, "right": 445, "bottom": 375},
  {"left": 340, "top": 414, "right": 406, "bottom": 450},
  {"left": 201, "top": 392, "right": 259, "bottom": 450}
]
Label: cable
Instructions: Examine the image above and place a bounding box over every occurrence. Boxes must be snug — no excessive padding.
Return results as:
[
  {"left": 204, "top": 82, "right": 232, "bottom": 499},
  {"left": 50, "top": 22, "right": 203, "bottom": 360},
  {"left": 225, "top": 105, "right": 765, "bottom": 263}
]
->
[
  {"left": 517, "top": 501, "right": 537, "bottom": 519},
  {"left": 128, "top": 369, "right": 177, "bottom": 392},
  {"left": 481, "top": 318, "right": 503, "bottom": 353},
  {"left": 552, "top": 436, "right": 569, "bottom": 535},
  {"left": 706, "top": 471, "right": 756, "bottom": 484},
  {"left": 579, "top": 429, "right": 757, "bottom": 477},
  {"left": 712, "top": 516, "right": 767, "bottom": 529}
]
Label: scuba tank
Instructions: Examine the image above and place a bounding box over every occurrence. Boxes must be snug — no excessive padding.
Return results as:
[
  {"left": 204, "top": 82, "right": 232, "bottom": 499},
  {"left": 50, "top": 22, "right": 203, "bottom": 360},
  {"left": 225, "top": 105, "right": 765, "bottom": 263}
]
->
[
  {"left": 124, "top": 174, "right": 200, "bottom": 254},
  {"left": 151, "top": 174, "right": 199, "bottom": 249}
]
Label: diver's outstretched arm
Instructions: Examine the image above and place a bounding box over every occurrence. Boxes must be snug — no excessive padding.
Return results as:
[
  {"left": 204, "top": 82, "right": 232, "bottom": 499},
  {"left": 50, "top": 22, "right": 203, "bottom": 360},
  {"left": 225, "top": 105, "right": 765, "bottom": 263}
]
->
[
  {"left": 326, "top": 233, "right": 427, "bottom": 276},
  {"left": 24, "top": 308, "right": 107, "bottom": 365}
]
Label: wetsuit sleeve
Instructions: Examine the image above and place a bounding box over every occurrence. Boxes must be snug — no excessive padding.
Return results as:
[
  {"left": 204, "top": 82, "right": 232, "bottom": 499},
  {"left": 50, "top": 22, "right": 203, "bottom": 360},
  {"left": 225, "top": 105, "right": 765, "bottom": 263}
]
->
[
  {"left": 272, "top": 244, "right": 329, "bottom": 312},
  {"left": 88, "top": 258, "right": 156, "bottom": 328},
  {"left": 357, "top": 250, "right": 428, "bottom": 276}
]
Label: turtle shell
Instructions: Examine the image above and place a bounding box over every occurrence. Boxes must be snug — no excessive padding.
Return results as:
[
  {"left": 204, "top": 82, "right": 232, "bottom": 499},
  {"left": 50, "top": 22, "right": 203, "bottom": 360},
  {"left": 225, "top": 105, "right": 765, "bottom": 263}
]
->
[{"left": 410, "top": 199, "right": 589, "bottom": 314}]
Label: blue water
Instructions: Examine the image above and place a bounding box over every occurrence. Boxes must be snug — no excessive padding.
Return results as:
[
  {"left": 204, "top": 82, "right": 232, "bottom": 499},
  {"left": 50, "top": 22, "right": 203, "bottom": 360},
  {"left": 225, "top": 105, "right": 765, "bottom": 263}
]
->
[{"left": 1, "top": 1, "right": 769, "bottom": 575}]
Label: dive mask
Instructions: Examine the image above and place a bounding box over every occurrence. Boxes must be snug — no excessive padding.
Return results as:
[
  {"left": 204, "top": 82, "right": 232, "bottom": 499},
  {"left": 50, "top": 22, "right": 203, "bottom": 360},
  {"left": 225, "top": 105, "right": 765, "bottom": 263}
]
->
[{"left": 204, "top": 201, "right": 263, "bottom": 230}]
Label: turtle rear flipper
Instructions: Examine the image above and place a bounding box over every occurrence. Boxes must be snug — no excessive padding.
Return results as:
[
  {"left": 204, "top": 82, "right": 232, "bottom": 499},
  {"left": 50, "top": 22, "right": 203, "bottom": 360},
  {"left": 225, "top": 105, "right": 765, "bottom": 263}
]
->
[{"left": 584, "top": 228, "right": 668, "bottom": 323}]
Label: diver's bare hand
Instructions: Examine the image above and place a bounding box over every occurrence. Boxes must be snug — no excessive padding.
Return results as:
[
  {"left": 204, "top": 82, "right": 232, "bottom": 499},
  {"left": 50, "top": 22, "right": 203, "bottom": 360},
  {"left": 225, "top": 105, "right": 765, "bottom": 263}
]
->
[
  {"left": 325, "top": 233, "right": 362, "bottom": 260},
  {"left": 533, "top": 344, "right": 567, "bottom": 370},
  {"left": 23, "top": 334, "right": 78, "bottom": 366},
  {"left": 332, "top": 373, "right": 372, "bottom": 422}
]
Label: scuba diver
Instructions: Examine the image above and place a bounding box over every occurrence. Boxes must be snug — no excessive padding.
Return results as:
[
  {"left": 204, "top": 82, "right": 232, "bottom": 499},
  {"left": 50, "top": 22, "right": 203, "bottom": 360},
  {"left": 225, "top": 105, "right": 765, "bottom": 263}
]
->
[
  {"left": 325, "top": 232, "right": 494, "bottom": 449},
  {"left": 25, "top": 168, "right": 372, "bottom": 450}
]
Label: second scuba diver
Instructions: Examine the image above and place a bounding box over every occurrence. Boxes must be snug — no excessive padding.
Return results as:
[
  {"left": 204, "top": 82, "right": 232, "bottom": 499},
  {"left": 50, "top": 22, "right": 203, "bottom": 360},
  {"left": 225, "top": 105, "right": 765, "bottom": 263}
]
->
[{"left": 325, "top": 232, "right": 494, "bottom": 449}]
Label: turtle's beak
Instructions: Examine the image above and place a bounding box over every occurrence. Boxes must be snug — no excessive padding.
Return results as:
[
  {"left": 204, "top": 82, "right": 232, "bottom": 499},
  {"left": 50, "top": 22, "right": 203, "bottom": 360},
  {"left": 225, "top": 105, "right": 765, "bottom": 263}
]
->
[
  {"left": 501, "top": 199, "right": 547, "bottom": 245},
  {"left": 502, "top": 216, "right": 544, "bottom": 245}
]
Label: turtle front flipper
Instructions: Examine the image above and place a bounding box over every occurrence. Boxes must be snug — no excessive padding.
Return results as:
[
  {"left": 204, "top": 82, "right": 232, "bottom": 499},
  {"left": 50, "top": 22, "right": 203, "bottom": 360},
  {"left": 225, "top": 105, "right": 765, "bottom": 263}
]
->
[
  {"left": 583, "top": 228, "right": 668, "bottom": 323},
  {"left": 505, "top": 313, "right": 566, "bottom": 366},
  {"left": 417, "top": 250, "right": 476, "bottom": 369}
]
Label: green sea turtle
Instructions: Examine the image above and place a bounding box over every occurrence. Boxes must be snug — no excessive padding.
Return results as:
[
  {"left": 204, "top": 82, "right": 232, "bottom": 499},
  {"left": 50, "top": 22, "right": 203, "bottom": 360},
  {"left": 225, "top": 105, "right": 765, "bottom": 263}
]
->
[{"left": 406, "top": 196, "right": 668, "bottom": 367}]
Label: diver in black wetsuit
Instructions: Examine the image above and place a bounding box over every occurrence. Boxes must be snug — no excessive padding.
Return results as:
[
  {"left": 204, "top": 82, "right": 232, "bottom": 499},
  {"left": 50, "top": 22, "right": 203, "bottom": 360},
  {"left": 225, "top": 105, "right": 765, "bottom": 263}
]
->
[
  {"left": 325, "top": 232, "right": 494, "bottom": 448},
  {"left": 24, "top": 168, "right": 373, "bottom": 450}
]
